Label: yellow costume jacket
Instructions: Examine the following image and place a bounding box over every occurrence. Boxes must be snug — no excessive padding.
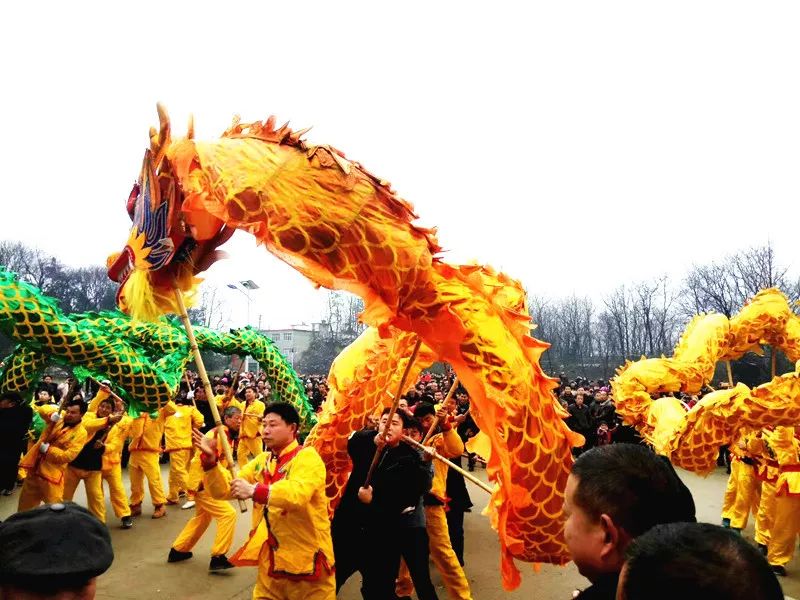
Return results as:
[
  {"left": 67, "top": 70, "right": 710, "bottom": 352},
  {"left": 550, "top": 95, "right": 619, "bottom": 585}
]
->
[
  {"left": 772, "top": 426, "right": 800, "bottom": 496},
  {"left": 164, "top": 405, "right": 205, "bottom": 451},
  {"left": 240, "top": 399, "right": 266, "bottom": 440},
  {"left": 428, "top": 425, "right": 465, "bottom": 505},
  {"left": 128, "top": 402, "right": 177, "bottom": 453},
  {"left": 204, "top": 440, "right": 334, "bottom": 579},
  {"left": 19, "top": 405, "right": 87, "bottom": 484}
]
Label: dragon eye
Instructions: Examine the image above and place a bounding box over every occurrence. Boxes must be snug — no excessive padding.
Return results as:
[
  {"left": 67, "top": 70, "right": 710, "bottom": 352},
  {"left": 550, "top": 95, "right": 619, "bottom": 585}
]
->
[{"left": 126, "top": 182, "right": 140, "bottom": 217}]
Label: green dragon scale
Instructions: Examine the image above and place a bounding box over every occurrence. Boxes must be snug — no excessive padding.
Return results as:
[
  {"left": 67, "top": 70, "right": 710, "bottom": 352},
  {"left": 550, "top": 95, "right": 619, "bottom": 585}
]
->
[{"left": 0, "top": 267, "right": 314, "bottom": 428}]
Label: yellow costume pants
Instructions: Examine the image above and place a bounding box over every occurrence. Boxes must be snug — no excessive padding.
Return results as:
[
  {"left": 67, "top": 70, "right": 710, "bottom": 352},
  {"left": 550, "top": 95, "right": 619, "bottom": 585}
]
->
[
  {"left": 425, "top": 505, "right": 473, "bottom": 600},
  {"left": 63, "top": 466, "right": 105, "bottom": 523},
  {"left": 721, "top": 461, "right": 740, "bottom": 520},
  {"left": 729, "top": 463, "right": 760, "bottom": 529},
  {"left": 237, "top": 437, "right": 263, "bottom": 465},
  {"left": 755, "top": 479, "right": 777, "bottom": 547},
  {"left": 253, "top": 568, "right": 335, "bottom": 600},
  {"left": 167, "top": 449, "right": 191, "bottom": 503},
  {"left": 172, "top": 491, "right": 236, "bottom": 556},
  {"left": 103, "top": 464, "right": 131, "bottom": 518},
  {"left": 129, "top": 451, "right": 167, "bottom": 507},
  {"left": 767, "top": 493, "right": 800, "bottom": 567},
  {"left": 18, "top": 475, "right": 63, "bottom": 511}
]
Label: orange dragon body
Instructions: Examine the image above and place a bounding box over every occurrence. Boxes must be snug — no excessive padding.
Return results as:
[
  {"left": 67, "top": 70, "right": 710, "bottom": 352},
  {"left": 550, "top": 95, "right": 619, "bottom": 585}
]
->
[
  {"left": 109, "top": 106, "right": 581, "bottom": 588},
  {"left": 613, "top": 288, "right": 800, "bottom": 473}
]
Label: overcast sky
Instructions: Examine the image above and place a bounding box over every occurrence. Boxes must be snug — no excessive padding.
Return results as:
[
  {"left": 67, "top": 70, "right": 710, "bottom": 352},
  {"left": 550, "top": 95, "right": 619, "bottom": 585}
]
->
[{"left": 2, "top": 2, "right": 798, "bottom": 329}]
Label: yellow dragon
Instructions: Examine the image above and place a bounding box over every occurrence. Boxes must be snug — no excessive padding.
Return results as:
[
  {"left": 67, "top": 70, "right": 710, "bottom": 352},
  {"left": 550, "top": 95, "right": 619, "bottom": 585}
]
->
[{"left": 108, "top": 106, "right": 581, "bottom": 588}]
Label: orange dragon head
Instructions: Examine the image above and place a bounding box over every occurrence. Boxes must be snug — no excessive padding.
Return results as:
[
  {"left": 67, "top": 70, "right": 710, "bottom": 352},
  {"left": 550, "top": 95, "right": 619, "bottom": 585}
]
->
[{"left": 107, "top": 104, "right": 231, "bottom": 320}]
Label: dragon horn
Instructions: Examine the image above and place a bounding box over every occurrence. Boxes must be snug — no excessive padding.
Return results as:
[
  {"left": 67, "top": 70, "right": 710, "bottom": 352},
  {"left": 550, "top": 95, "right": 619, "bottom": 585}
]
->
[
  {"left": 187, "top": 113, "right": 195, "bottom": 140},
  {"left": 151, "top": 103, "right": 172, "bottom": 170}
]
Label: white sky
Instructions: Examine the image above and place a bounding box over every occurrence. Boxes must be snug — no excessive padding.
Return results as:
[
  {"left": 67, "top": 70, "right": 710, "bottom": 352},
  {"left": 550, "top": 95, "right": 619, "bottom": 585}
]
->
[{"left": 1, "top": 2, "right": 798, "bottom": 329}]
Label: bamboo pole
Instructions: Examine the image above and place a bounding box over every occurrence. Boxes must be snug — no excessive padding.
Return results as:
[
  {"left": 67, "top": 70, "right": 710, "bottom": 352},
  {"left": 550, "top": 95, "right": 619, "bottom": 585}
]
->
[
  {"left": 403, "top": 435, "right": 492, "bottom": 494},
  {"left": 174, "top": 288, "right": 247, "bottom": 513},
  {"left": 363, "top": 338, "right": 423, "bottom": 488},
  {"left": 421, "top": 377, "right": 459, "bottom": 444},
  {"left": 726, "top": 361, "right": 733, "bottom": 387},
  {"left": 771, "top": 346, "right": 777, "bottom": 379}
]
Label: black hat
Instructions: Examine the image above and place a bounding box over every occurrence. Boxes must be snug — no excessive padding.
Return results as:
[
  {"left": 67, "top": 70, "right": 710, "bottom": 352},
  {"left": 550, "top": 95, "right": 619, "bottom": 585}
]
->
[{"left": 0, "top": 502, "right": 114, "bottom": 589}]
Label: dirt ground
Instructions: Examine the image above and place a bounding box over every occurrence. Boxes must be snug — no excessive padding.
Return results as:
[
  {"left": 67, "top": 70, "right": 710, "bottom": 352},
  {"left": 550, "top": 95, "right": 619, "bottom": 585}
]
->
[{"left": 1, "top": 463, "right": 798, "bottom": 599}]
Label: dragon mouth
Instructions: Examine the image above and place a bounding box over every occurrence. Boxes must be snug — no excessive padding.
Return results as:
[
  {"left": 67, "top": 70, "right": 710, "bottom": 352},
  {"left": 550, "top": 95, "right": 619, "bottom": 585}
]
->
[{"left": 108, "top": 247, "right": 135, "bottom": 304}]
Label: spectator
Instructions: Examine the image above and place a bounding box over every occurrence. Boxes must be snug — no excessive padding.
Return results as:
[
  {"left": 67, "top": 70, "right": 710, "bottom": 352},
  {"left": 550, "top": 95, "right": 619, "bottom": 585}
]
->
[
  {"left": 618, "top": 522, "right": 782, "bottom": 600},
  {"left": 0, "top": 502, "right": 114, "bottom": 599},
  {"left": 0, "top": 392, "right": 32, "bottom": 495},
  {"left": 563, "top": 444, "right": 696, "bottom": 599}
]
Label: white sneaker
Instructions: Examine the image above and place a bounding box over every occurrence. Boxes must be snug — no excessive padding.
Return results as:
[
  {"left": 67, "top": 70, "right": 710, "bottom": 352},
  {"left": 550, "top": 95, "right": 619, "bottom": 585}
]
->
[{"left": 181, "top": 500, "right": 196, "bottom": 510}]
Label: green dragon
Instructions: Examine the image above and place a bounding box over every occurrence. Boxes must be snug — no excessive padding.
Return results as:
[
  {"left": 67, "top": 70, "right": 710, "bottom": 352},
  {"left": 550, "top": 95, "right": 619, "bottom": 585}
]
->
[{"left": 0, "top": 267, "right": 315, "bottom": 427}]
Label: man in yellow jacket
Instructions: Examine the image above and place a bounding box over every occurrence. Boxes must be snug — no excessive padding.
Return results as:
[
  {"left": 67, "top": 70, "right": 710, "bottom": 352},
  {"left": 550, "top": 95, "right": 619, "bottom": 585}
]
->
[
  {"left": 168, "top": 405, "right": 242, "bottom": 571},
  {"left": 164, "top": 396, "right": 205, "bottom": 506},
  {"left": 720, "top": 430, "right": 762, "bottom": 531},
  {"left": 237, "top": 386, "right": 265, "bottom": 465},
  {"left": 414, "top": 402, "right": 472, "bottom": 600},
  {"left": 201, "top": 402, "right": 334, "bottom": 600},
  {"left": 766, "top": 425, "right": 800, "bottom": 576},
  {"left": 18, "top": 397, "right": 88, "bottom": 511},
  {"left": 128, "top": 399, "right": 176, "bottom": 519},
  {"left": 63, "top": 392, "right": 124, "bottom": 523},
  {"left": 90, "top": 385, "right": 135, "bottom": 529}
]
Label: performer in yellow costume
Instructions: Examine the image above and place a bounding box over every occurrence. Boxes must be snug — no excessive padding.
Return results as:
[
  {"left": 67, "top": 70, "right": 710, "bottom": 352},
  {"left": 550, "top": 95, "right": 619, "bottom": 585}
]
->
[
  {"left": 90, "top": 385, "right": 135, "bottom": 529},
  {"left": 63, "top": 392, "right": 124, "bottom": 523},
  {"left": 237, "top": 386, "right": 265, "bottom": 465},
  {"left": 412, "top": 402, "right": 472, "bottom": 600},
  {"left": 164, "top": 397, "right": 205, "bottom": 505},
  {"left": 754, "top": 427, "right": 779, "bottom": 553},
  {"left": 204, "top": 402, "right": 335, "bottom": 600},
  {"left": 168, "top": 405, "right": 241, "bottom": 571},
  {"left": 766, "top": 426, "right": 800, "bottom": 576},
  {"left": 128, "top": 399, "right": 176, "bottom": 518},
  {"left": 18, "top": 398, "right": 88, "bottom": 511},
  {"left": 720, "top": 430, "right": 761, "bottom": 531}
]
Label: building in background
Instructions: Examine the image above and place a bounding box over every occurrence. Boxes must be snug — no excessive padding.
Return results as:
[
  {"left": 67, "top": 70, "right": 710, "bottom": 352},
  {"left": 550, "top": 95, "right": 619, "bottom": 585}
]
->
[{"left": 260, "top": 325, "right": 317, "bottom": 367}]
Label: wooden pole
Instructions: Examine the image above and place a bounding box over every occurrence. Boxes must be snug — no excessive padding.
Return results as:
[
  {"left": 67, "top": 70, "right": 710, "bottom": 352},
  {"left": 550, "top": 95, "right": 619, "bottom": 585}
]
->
[
  {"left": 174, "top": 288, "right": 247, "bottom": 513},
  {"left": 421, "top": 377, "right": 459, "bottom": 444},
  {"left": 771, "top": 346, "right": 777, "bottom": 379},
  {"left": 363, "top": 338, "right": 423, "bottom": 487},
  {"left": 726, "top": 361, "right": 733, "bottom": 387},
  {"left": 403, "top": 435, "right": 493, "bottom": 494}
]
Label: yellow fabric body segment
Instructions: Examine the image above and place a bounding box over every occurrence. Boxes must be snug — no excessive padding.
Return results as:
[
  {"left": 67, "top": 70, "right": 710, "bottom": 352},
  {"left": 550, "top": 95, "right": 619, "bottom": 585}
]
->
[
  {"left": 167, "top": 449, "right": 192, "bottom": 503},
  {"left": 103, "top": 464, "right": 132, "bottom": 518},
  {"left": 238, "top": 436, "right": 264, "bottom": 465},
  {"left": 425, "top": 504, "right": 473, "bottom": 600},
  {"left": 129, "top": 451, "right": 167, "bottom": 507},
  {"left": 767, "top": 494, "right": 800, "bottom": 567},
  {"left": 172, "top": 490, "right": 236, "bottom": 556},
  {"left": 63, "top": 466, "right": 105, "bottom": 522},
  {"left": 755, "top": 479, "right": 777, "bottom": 547}
]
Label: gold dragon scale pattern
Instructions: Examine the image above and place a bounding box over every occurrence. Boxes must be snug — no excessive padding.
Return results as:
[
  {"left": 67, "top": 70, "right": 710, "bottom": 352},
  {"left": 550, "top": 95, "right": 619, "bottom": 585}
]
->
[
  {"left": 613, "top": 288, "right": 800, "bottom": 473},
  {"left": 111, "top": 108, "right": 582, "bottom": 588}
]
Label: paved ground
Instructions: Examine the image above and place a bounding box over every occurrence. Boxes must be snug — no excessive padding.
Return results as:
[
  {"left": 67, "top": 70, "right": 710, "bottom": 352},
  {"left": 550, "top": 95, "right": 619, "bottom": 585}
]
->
[{"left": 1, "top": 463, "right": 799, "bottom": 599}]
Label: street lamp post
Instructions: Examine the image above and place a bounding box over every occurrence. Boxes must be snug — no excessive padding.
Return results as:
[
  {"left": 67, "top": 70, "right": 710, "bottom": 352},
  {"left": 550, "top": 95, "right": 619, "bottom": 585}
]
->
[{"left": 227, "top": 280, "right": 260, "bottom": 372}]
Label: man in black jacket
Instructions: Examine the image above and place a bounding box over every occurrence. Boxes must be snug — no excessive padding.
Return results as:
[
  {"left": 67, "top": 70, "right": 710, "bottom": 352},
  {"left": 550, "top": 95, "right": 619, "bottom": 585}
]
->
[
  {"left": 332, "top": 408, "right": 432, "bottom": 599},
  {"left": 0, "top": 392, "right": 32, "bottom": 495}
]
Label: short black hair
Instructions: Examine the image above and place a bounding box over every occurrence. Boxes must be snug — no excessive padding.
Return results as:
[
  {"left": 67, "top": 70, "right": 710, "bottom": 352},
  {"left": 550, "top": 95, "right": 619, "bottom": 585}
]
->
[
  {"left": 621, "top": 522, "right": 783, "bottom": 600},
  {"left": 571, "top": 444, "right": 695, "bottom": 537},
  {"left": 380, "top": 407, "right": 413, "bottom": 428},
  {"left": 406, "top": 418, "right": 425, "bottom": 436},
  {"left": 414, "top": 402, "right": 436, "bottom": 419},
  {"left": 264, "top": 402, "right": 300, "bottom": 428},
  {"left": 65, "top": 398, "right": 87, "bottom": 415}
]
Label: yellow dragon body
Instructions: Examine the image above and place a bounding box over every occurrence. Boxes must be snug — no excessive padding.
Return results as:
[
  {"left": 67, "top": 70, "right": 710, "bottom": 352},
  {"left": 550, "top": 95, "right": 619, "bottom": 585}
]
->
[{"left": 109, "top": 107, "right": 580, "bottom": 587}]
